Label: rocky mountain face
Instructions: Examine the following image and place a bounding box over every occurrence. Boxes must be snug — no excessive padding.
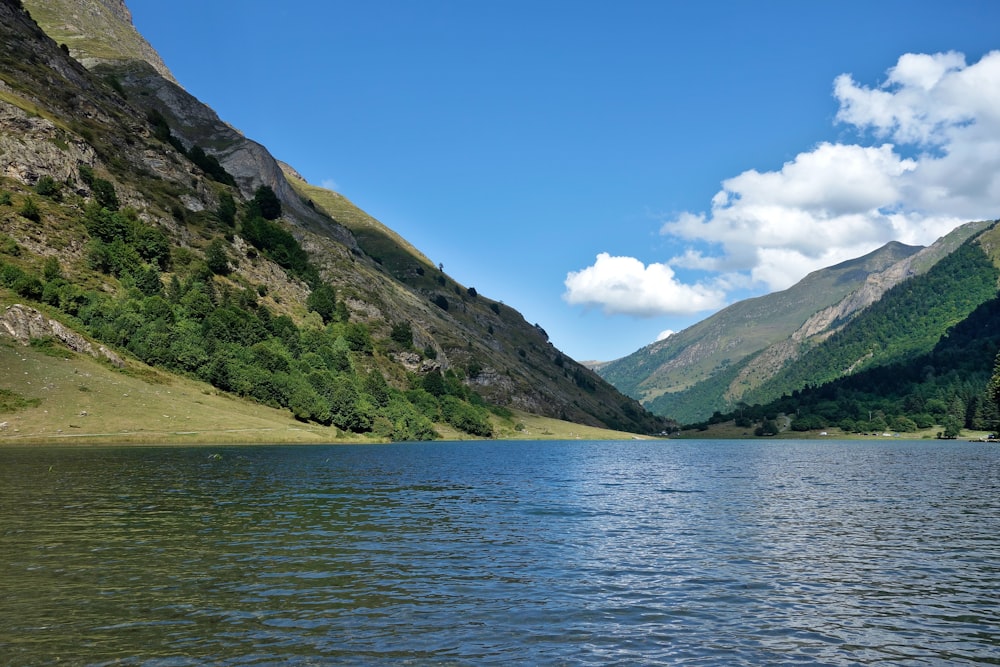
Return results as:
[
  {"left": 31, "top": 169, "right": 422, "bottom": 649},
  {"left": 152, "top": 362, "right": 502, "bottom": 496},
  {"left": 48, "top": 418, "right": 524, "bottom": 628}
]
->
[
  {"left": 20, "top": 0, "right": 177, "bottom": 83},
  {"left": 0, "top": 0, "right": 669, "bottom": 435},
  {"left": 598, "top": 221, "right": 993, "bottom": 424}
]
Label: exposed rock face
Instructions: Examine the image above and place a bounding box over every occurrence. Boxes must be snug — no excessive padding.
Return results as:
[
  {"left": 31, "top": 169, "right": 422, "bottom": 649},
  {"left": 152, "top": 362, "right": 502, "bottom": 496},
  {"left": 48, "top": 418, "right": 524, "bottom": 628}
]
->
[
  {"left": 21, "top": 0, "right": 178, "bottom": 85},
  {"left": 0, "top": 94, "right": 97, "bottom": 186},
  {"left": 1, "top": 304, "right": 124, "bottom": 367},
  {"left": 107, "top": 60, "right": 359, "bottom": 250}
]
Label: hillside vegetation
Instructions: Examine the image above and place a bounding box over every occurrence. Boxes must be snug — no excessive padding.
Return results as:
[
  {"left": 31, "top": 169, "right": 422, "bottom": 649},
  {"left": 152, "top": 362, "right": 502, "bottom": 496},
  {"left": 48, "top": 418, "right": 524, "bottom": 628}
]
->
[
  {"left": 599, "top": 241, "right": 924, "bottom": 421},
  {"left": 737, "top": 231, "right": 1000, "bottom": 409},
  {"left": 0, "top": 0, "right": 670, "bottom": 442}
]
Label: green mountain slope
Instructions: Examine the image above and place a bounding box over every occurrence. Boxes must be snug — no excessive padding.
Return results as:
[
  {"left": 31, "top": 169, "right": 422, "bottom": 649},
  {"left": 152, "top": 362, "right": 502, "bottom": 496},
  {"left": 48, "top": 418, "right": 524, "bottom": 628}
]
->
[
  {"left": 737, "top": 222, "right": 1000, "bottom": 410},
  {"left": 598, "top": 241, "right": 922, "bottom": 418},
  {"left": 718, "top": 284, "right": 1000, "bottom": 437},
  {"left": 0, "top": 0, "right": 670, "bottom": 440}
]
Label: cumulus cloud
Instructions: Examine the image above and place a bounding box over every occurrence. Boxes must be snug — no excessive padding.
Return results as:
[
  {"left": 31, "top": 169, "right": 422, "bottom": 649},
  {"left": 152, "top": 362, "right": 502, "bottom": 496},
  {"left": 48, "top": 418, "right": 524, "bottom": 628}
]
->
[
  {"left": 565, "top": 50, "right": 1000, "bottom": 316},
  {"left": 656, "top": 329, "right": 675, "bottom": 342},
  {"left": 563, "top": 253, "right": 726, "bottom": 317}
]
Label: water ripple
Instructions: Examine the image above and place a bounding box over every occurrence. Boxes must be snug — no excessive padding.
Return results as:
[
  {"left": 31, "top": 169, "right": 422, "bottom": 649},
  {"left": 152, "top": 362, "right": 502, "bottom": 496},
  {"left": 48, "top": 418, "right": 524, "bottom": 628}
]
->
[{"left": 1, "top": 440, "right": 999, "bottom": 665}]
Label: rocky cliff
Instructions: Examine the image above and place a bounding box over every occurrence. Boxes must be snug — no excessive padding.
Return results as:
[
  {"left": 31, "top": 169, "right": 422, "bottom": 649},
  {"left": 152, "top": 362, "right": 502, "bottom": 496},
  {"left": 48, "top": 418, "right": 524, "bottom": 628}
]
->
[
  {"left": 22, "top": 0, "right": 177, "bottom": 83},
  {"left": 2, "top": 303, "right": 123, "bottom": 366}
]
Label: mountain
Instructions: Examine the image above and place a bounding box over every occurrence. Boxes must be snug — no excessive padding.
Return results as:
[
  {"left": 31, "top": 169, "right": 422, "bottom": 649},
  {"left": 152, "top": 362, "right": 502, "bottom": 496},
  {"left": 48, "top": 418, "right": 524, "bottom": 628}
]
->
[
  {"left": 598, "top": 219, "right": 996, "bottom": 424},
  {"left": 737, "top": 222, "right": 1000, "bottom": 409},
  {"left": 0, "top": 0, "right": 671, "bottom": 440},
  {"left": 16, "top": 0, "right": 176, "bottom": 83},
  {"left": 703, "top": 223, "right": 1000, "bottom": 437}
]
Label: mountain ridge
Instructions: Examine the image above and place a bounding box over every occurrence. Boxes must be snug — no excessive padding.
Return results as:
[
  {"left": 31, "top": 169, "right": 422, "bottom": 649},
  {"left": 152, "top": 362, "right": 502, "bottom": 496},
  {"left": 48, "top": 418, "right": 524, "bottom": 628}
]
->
[
  {"left": 20, "top": 0, "right": 177, "bottom": 84},
  {"left": 599, "top": 219, "right": 995, "bottom": 424}
]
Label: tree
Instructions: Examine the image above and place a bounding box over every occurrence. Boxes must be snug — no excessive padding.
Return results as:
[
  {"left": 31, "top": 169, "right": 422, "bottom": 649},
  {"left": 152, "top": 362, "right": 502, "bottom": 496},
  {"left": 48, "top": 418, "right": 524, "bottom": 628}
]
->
[
  {"left": 132, "top": 265, "right": 162, "bottom": 297},
  {"left": 253, "top": 185, "right": 281, "bottom": 220},
  {"left": 91, "top": 178, "right": 119, "bottom": 210},
  {"left": 34, "top": 176, "right": 60, "bottom": 199},
  {"left": 42, "top": 256, "right": 61, "bottom": 280},
  {"left": 363, "top": 369, "right": 391, "bottom": 408},
  {"left": 205, "top": 238, "right": 230, "bottom": 275},
  {"left": 390, "top": 321, "right": 413, "bottom": 347},
  {"left": 306, "top": 283, "right": 337, "bottom": 323},
  {"left": 19, "top": 195, "right": 40, "bottom": 222},
  {"left": 755, "top": 419, "right": 780, "bottom": 436},
  {"left": 940, "top": 415, "right": 962, "bottom": 439},
  {"left": 217, "top": 191, "right": 236, "bottom": 227},
  {"left": 441, "top": 396, "right": 493, "bottom": 437},
  {"left": 422, "top": 369, "right": 446, "bottom": 397},
  {"left": 989, "top": 352, "right": 1000, "bottom": 431}
]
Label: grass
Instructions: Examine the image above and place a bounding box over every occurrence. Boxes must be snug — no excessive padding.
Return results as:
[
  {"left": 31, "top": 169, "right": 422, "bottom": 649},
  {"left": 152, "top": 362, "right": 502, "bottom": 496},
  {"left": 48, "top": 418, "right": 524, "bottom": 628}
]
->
[
  {"left": 0, "top": 337, "right": 349, "bottom": 445},
  {"left": 0, "top": 337, "right": 651, "bottom": 447}
]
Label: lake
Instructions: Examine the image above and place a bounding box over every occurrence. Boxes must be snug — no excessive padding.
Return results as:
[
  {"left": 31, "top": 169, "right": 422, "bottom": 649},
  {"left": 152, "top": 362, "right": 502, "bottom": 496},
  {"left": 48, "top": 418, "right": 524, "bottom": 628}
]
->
[{"left": 1, "top": 439, "right": 998, "bottom": 665}]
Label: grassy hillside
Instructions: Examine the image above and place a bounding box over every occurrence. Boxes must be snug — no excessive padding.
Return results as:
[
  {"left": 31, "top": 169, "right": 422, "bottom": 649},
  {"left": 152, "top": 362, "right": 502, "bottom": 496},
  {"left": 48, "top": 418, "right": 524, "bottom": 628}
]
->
[
  {"left": 0, "top": 330, "right": 651, "bottom": 445},
  {"left": 679, "top": 226, "right": 1000, "bottom": 437},
  {"left": 691, "top": 292, "right": 1000, "bottom": 438}
]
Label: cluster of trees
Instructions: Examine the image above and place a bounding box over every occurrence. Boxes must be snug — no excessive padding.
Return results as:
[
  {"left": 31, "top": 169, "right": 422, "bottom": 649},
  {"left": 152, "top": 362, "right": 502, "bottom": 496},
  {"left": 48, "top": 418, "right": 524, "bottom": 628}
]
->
[
  {"left": 240, "top": 189, "right": 318, "bottom": 286},
  {"left": 0, "top": 177, "right": 499, "bottom": 441}
]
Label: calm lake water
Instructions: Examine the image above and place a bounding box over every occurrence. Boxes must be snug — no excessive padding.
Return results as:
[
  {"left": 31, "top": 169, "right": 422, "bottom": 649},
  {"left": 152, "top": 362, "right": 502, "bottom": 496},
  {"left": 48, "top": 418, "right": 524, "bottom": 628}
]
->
[{"left": 1, "top": 439, "right": 998, "bottom": 665}]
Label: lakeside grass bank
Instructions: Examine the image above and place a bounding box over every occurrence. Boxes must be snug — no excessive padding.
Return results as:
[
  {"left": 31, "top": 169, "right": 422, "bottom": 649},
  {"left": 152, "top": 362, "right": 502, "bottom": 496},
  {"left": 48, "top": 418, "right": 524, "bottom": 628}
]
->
[{"left": 0, "top": 339, "right": 652, "bottom": 446}]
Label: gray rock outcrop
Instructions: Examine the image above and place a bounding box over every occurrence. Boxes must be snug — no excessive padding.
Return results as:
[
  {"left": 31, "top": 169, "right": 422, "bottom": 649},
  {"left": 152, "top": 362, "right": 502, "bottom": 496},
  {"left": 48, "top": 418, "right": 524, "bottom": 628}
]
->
[{"left": 1, "top": 304, "right": 124, "bottom": 367}]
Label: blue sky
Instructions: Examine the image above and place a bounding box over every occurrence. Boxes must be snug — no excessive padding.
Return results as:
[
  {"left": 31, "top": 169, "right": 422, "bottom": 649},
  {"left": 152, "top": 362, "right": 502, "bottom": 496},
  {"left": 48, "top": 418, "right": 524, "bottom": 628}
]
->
[{"left": 128, "top": 1, "right": 1000, "bottom": 362}]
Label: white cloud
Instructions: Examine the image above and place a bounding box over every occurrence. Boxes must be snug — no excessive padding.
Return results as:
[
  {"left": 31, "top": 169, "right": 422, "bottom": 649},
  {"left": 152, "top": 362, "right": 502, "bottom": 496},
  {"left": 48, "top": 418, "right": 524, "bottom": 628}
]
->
[
  {"left": 565, "top": 50, "right": 1000, "bottom": 315},
  {"left": 656, "top": 329, "right": 675, "bottom": 342},
  {"left": 563, "top": 253, "right": 726, "bottom": 317},
  {"left": 321, "top": 178, "right": 339, "bottom": 192},
  {"left": 659, "top": 141, "right": 920, "bottom": 289}
]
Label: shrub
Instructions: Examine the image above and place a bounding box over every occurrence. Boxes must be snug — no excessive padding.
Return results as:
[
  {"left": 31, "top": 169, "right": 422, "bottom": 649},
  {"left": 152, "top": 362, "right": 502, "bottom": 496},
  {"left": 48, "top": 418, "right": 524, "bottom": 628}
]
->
[
  {"left": 217, "top": 192, "right": 236, "bottom": 227},
  {"left": 441, "top": 396, "right": 493, "bottom": 437},
  {"left": 13, "top": 274, "right": 43, "bottom": 300},
  {"left": 34, "top": 176, "right": 60, "bottom": 199},
  {"left": 0, "top": 233, "right": 20, "bottom": 255},
  {"left": 78, "top": 164, "right": 94, "bottom": 187},
  {"left": 42, "top": 256, "right": 62, "bottom": 280},
  {"left": 19, "top": 195, "right": 41, "bottom": 221},
  {"left": 755, "top": 419, "right": 780, "bottom": 436},
  {"left": 252, "top": 185, "right": 281, "bottom": 220},
  {"left": 390, "top": 321, "right": 413, "bottom": 347},
  {"left": 306, "top": 283, "right": 337, "bottom": 323},
  {"left": 91, "top": 178, "right": 119, "bottom": 210}
]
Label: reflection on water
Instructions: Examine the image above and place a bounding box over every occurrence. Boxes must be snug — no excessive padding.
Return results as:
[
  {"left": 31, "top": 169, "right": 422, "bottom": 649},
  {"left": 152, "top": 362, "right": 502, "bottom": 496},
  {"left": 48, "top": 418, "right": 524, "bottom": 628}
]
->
[{"left": 1, "top": 440, "right": 998, "bottom": 665}]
